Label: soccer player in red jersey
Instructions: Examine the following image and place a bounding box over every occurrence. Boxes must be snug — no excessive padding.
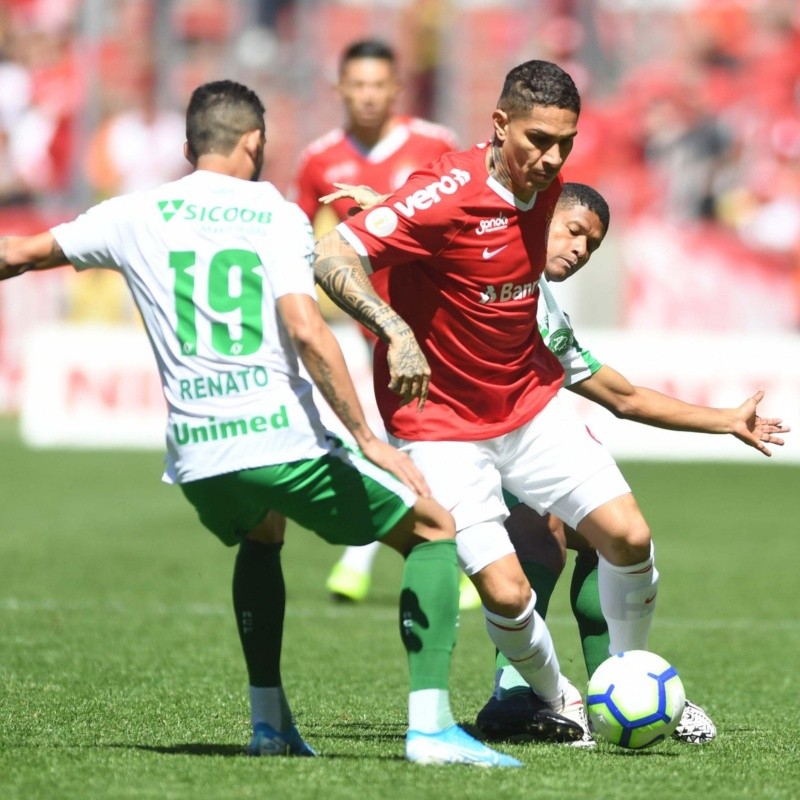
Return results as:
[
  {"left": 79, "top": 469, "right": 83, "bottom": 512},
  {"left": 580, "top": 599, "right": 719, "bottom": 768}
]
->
[
  {"left": 313, "top": 60, "right": 660, "bottom": 742},
  {"left": 289, "top": 39, "right": 457, "bottom": 231},
  {"left": 321, "top": 178, "right": 789, "bottom": 745}
]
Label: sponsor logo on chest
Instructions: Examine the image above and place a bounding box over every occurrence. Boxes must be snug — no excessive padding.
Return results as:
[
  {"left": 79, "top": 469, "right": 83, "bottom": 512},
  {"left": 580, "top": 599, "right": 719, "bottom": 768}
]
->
[
  {"left": 479, "top": 280, "right": 539, "bottom": 304},
  {"left": 475, "top": 212, "right": 509, "bottom": 236},
  {"left": 392, "top": 168, "right": 470, "bottom": 217},
  {"left": 363, "top": 167, "right": 471, "bottom": 236}
]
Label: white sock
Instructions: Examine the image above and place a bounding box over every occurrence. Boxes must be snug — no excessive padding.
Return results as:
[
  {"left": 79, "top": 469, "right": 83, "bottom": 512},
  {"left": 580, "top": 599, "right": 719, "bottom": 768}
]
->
[
  {"left": 483, "top": 594, "right": 567, "bottom": 704},
  {"left": 408, "top": 689, "right": 456, "bottom": 733},
  {"left": 249, "top": 685, "right": 292, "bottom": 732},
  {"left": 598, "top": 542, "right": 659, "bottom": 653},
  {"left": 338, "top": 541, "right": 381, "bottom": 573}
]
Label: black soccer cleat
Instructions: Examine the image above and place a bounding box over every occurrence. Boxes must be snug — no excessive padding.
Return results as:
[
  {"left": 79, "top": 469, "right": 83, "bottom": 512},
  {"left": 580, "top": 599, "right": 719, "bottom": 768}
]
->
[{"left": 476, "top": 690, "right": 584, "bottom": 744}]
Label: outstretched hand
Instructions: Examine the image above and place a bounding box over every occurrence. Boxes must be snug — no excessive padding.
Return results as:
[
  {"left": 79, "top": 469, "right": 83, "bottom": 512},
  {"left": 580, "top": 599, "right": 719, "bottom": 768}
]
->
[
  {"left": 359, "top": 437, "right": 431, "bottom": 497},
  {"left": 318, "top": 183, "right": 388, "bottom": 215},
  {"left": 733, "top": 389, "right": 790, "bottom": 456}
]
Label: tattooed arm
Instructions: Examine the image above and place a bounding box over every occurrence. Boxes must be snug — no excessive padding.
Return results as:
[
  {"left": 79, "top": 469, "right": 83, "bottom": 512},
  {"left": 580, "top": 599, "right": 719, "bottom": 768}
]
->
[
  {"left": 0, "top": 233, "right": 69, "bottom": 281},
  {"left": 276, "top": 292, "right": 431, "bottom": 496},
  {"left": 313, "top": 229, "right": 430, "bottom": 410}
]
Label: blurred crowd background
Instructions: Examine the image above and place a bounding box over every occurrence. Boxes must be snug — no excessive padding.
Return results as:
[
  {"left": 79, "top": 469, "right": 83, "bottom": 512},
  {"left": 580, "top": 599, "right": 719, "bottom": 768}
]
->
[{"left": 0, "top": 0, "right": 799, "bottom": 415}]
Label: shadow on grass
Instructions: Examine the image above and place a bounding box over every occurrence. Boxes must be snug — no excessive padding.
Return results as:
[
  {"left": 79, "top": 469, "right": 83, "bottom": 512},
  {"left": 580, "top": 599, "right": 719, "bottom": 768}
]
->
[
  {"left": 128, "top": 743, "right": 404, "bottom": 761},
  {"left": 106, "top": 722, "right": 408, "bottom": 759},
  {"left": 132, "top": 743, "right": 246, "bottom": 757}
]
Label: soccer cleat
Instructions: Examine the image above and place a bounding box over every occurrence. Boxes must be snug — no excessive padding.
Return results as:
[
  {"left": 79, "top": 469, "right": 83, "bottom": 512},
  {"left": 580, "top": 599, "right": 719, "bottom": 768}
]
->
[
  {"left": 554, "top": 683, "right": 595, "bottom": 749},
  {"left": 247, "top": 722, "right": 317, "bottom": 757},
  {"left": 406, "top": 724, "right": 521, "bottom": 767},
  {"left": 476, "top": 689, "right": 585, "bottom": 744},
  {"left": 326, "top": 562, "right": 371, "bottom": 603},
  {"left": 672, "top": 699, "right": 717, "bottom": 745},
  {"left": 458, "top": 573, "right": 482, "bottom": 611}
]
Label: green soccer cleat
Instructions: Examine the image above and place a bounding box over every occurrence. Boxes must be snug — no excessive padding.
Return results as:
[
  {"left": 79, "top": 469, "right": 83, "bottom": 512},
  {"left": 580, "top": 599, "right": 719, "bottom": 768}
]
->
[{"left": 326, "top": 562, "right": 371, "bottom": 602}]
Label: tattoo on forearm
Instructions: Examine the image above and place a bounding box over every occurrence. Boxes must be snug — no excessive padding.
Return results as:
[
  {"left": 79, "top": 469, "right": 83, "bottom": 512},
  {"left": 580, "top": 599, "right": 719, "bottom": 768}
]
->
[
  {"left": 311, "top": 356, "right": 365, "bottom": 437},
  {"left": 314, "top": 232, "right": 409, "bottom": 342}
]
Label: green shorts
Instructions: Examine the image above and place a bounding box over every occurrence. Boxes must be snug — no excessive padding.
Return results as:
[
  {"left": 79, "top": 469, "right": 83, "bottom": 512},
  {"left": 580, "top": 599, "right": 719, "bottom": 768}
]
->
[{"left": 180, "top": 445, "right": 415, "bottom": 547}]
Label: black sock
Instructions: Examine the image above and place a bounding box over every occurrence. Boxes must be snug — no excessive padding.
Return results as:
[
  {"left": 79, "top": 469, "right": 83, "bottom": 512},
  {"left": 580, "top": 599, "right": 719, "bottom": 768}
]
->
[{"left": 232, "top": 539, "right": 285, "bottom": 687}]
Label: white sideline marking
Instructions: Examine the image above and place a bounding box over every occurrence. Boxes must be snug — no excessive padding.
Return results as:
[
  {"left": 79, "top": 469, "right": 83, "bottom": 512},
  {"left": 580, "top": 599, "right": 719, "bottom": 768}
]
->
[{"left": 0, "top": 597, "right": 798, "bottom": 632}]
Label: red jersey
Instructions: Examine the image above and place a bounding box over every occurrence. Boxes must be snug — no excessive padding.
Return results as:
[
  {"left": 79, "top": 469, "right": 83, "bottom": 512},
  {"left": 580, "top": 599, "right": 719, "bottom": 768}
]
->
[
  {"left": 289, "top": 116, "right": 457, "bottom": 223},
  {"left": 338, "top": 144, "right": 565, "bottom": 442}
]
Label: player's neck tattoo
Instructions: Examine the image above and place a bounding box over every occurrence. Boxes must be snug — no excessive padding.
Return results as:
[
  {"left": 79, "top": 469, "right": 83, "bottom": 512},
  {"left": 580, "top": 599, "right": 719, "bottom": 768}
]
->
[{"left": 488, "top": 141, "right": 513, "bottom": 192}]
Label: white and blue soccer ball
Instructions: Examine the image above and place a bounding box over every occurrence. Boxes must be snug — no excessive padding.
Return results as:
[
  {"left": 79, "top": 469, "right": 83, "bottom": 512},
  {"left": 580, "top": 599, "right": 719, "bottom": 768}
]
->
[{"left": 587, "top": 650, "right": 686, "bottom": 749}]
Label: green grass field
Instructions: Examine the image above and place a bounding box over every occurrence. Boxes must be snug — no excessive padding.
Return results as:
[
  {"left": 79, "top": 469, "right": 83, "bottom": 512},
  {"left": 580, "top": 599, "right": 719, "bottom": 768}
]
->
[{"left": 1, "top": 419, "right": 798, "bottom": 799}]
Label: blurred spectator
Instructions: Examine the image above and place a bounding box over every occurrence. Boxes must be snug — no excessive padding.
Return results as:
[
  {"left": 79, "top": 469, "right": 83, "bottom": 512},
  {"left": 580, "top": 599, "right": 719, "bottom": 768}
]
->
[
  {"left": 84, "top": 73, "right": 188, "bottom": 198},
  {"left": 638, "top": 68, "right": 733, "bottom": 221}
]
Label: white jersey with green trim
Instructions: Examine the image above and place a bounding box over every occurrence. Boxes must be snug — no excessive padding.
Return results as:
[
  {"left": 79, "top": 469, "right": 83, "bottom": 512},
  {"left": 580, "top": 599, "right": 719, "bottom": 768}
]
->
[
  {"left": 537, "top": 276, "right": 602, "bottom": 387},
  {"left": 51, "top": 170, "right": 330, "bottom": 483}
]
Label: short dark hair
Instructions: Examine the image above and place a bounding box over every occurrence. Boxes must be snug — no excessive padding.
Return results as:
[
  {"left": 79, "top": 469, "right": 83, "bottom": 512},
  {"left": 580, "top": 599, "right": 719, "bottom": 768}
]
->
[
  {"left": 340, "top": 39, "right": 396, "bottom": 74},
  {"left": 497, "top": 60, "right": 581, "bottom": 119},
  {"left": 185, "top": 80, "right": 265, "bottom": 160},
  {"left": 557, "top": 182, "right": 610, "bottom": 234}
]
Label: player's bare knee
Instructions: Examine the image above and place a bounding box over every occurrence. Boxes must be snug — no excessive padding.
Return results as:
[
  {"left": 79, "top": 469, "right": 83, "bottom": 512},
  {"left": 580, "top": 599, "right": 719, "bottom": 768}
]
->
[
  {"left": 602, "top": 519, "right": 651, "bottom": 565},
  {"left": 472, "top": 559, "right": 532, "bottom": 617}
]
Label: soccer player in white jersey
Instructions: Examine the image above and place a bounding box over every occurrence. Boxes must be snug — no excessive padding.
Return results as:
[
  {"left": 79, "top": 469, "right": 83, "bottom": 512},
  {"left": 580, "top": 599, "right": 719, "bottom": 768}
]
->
[{"left": 0, "top": 80, "right": 521, "bottom": 767}]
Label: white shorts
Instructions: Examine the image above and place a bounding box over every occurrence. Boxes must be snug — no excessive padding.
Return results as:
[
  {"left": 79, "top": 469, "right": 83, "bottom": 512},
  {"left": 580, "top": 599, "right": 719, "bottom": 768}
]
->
[{"left": 391, "top": 393, "right": 631, "bottom": 576}]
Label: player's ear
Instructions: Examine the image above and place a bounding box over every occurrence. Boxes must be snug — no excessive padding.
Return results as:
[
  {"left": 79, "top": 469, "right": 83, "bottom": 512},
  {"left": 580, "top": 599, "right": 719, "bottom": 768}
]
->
[
  {"left": 183, "top": 141, "right": 196, "bottom": 166},
  {"left": 492, "top": 109, "right": 509, "bottom": 141},
  {"left": 243, "top": 129, "right": 264, "bottom": 160}
]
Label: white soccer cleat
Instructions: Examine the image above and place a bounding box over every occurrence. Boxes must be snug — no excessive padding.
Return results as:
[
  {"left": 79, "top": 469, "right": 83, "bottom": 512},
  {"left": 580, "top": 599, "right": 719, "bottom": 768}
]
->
[
  {"left": 672, "top": 699, "right": 717, "bottom": 744},
  {"left": 406, "top": 724, "right": 521, "bottom": 767},
  {"left": 550, "top": 680, "right": 595, "bottom": 748}
]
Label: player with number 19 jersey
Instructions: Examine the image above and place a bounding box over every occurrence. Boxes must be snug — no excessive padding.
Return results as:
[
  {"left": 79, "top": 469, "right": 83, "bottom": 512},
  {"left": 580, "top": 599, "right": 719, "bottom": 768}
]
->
[
  {"left": 50, "top": 170, "right": 329, "bottom": 483},
  {"left": 337, "top": 143, "right": 565, "bottom": 442}
]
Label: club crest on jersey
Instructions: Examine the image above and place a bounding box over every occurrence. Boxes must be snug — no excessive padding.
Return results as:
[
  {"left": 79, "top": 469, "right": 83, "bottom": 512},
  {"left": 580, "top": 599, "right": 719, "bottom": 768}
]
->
[
  {"left": 475, "top": 212, "right": 508, "bottom": 236},
  {"left": 365, "top": 207, "right": 399, "bottom": 237},
  {"left": 392, "top": 168, "right": 470, "bottom": 218},
  {"left": 479, "top": 280, "right": 539, "bottom": 304},
  {"left": 547, "top": 327, "right": 574, "bottom": 357}
]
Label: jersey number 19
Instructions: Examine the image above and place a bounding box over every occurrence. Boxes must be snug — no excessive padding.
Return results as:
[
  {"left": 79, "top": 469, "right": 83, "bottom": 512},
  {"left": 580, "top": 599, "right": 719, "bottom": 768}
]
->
[{"left": 169, "top": 249, "right": 263, "bottom": 357}]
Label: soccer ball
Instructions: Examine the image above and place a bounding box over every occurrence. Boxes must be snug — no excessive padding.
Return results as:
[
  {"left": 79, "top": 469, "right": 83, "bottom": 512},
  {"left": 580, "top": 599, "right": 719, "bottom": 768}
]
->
[{"left": 586, "top": 650, "right": 686, "bottom": 749}]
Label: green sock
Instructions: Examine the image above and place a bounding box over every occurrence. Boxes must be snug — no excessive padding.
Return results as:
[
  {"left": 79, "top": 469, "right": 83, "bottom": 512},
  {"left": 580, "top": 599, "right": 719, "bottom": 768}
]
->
[
  {"left": 399, "top": 540, "right": 459, "bottom": 691},
  {"left": 570, "top": 551, "right": 610, "bottom": 678},
  {"left": 232, "top": 539, "right": 285, "bottom": 687},
  {"left": 494, "top": 561, "right": 559, "bottom": 694}
]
